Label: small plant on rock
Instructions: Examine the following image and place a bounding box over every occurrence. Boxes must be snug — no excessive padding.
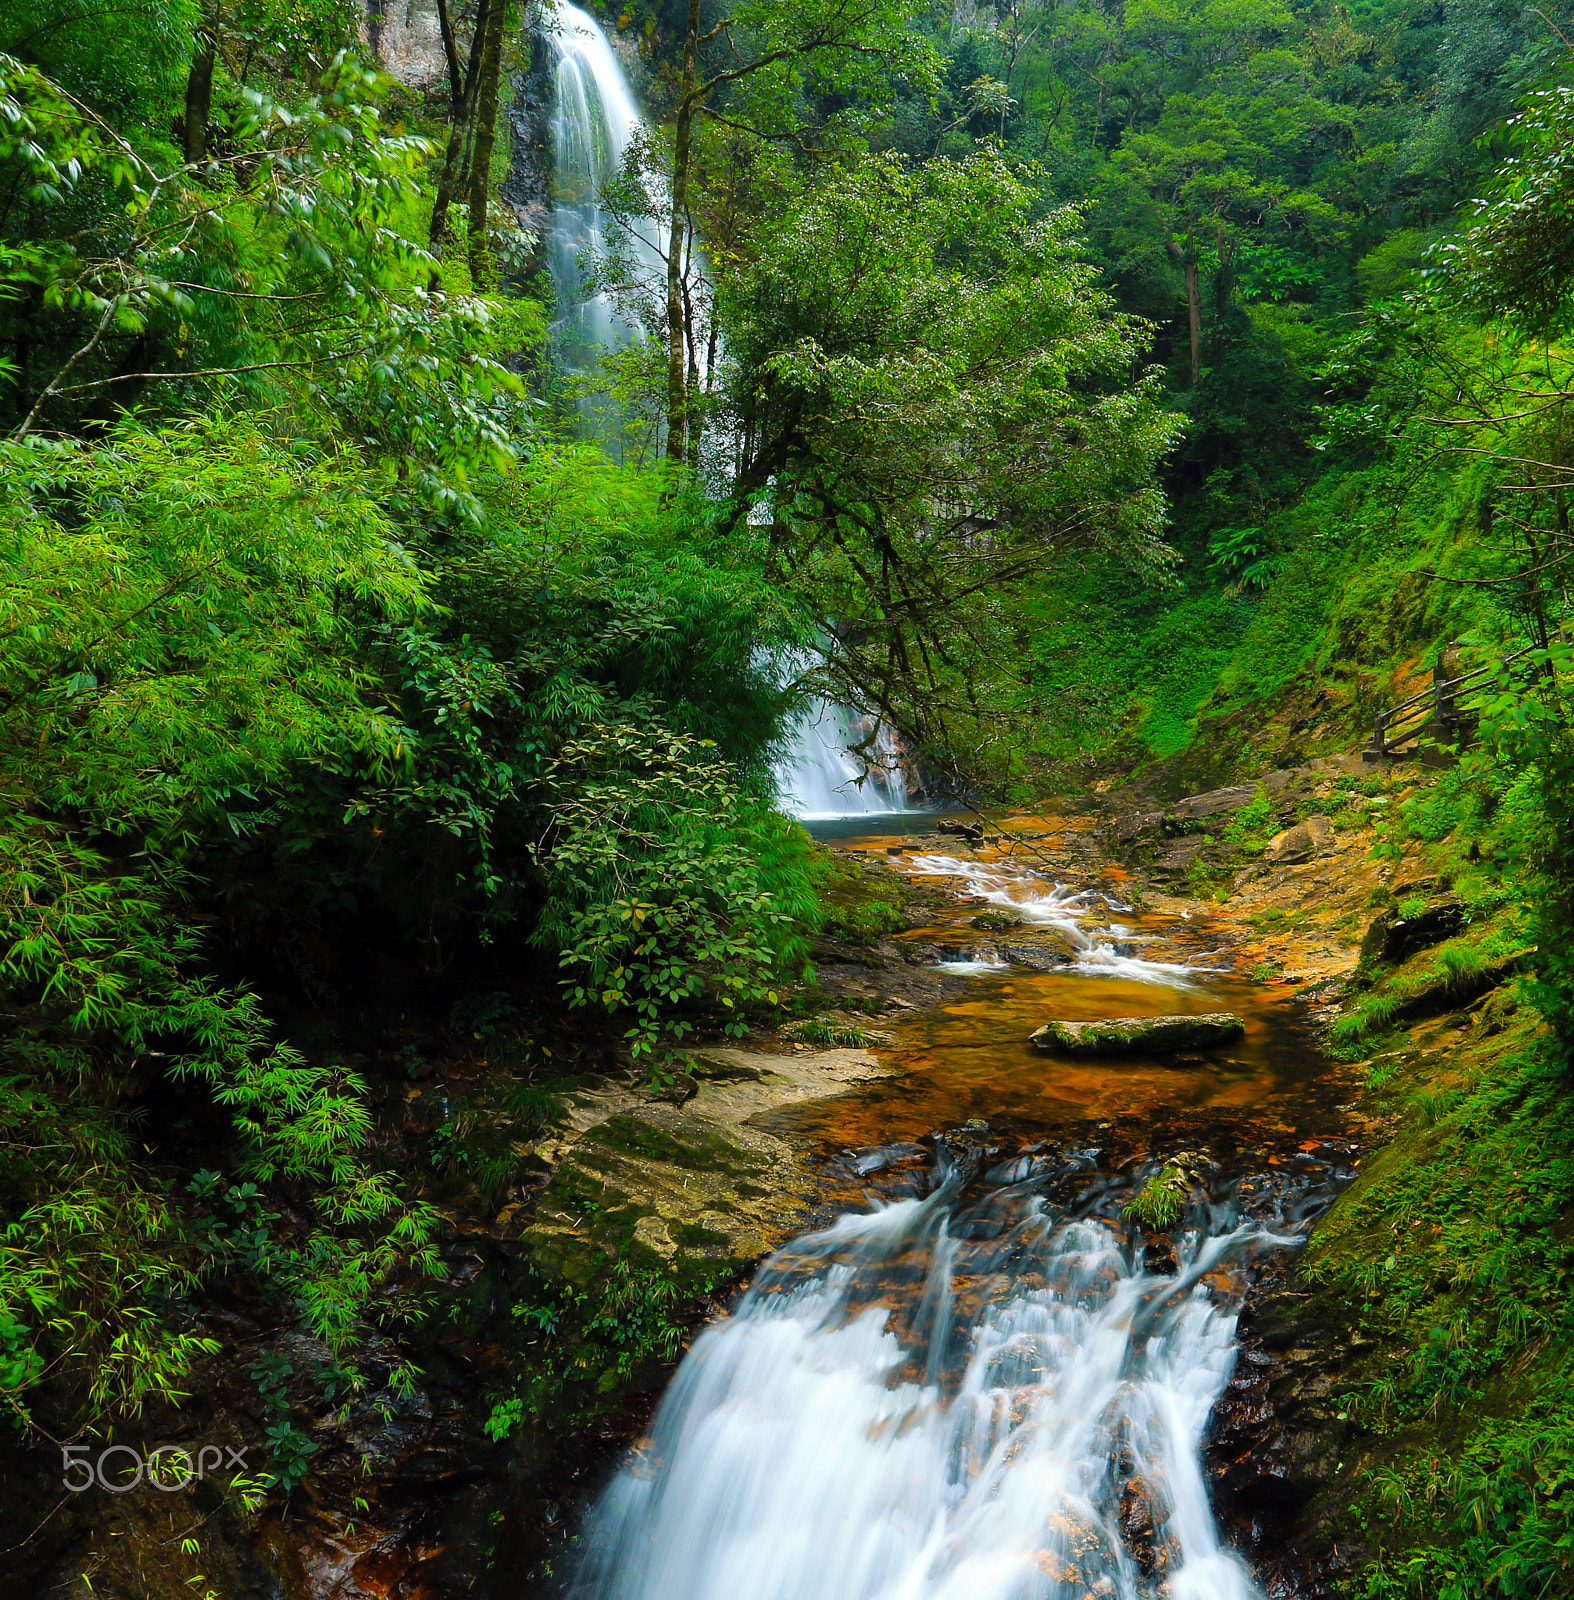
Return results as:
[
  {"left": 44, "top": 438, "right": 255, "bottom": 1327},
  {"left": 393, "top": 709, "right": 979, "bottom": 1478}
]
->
[
  {"left": 1125, "top": 1167, "right": 1186, "bottom": 1230},
  {"left": 787, "top": 1019, "right": 875, "bottom": 1048}
]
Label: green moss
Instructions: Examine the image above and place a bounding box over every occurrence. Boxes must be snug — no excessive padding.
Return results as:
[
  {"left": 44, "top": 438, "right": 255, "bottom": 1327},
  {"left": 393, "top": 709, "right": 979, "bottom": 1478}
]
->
[
  {"left": 671, "top": 1221, "right": 733, "bottom": 1250},
  {"left": 1295, "top": 1009, "right": 1574, "bottom": 1597},
  {"left": 971, "top": 909, "right": 1023, "bottom": 931},
  {"left": 582, "top": 1114, "right": 760, "bottom": 1175},
  {"left": 816, "top": 857, "right": 910, "bottom": 943}
]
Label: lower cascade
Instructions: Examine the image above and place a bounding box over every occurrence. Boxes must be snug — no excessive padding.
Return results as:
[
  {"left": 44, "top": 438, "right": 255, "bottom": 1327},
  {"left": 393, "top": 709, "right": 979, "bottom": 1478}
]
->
[
  {"left": 565, "top": 1144, "right": 1340, "bottom": 1600},
  {"left": 773, "top": 696, "right": 915, "bottom": 819}
]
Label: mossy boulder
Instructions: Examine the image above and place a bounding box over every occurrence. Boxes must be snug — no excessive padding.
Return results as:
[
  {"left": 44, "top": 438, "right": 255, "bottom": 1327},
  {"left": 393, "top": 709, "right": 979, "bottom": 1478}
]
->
[
  {"left": 1359, "top": 896, "right": 1467, "bottom": 965},
  {"left": 970, "top": 909, "right": 1024, "bottom": 931},
  {"left": 1029, "top": 1013, "right": 1245, "bottom": 1054},
  {"left": 519, "top": 1046, "right": 897, "bottom": 1290},
  {"left": 525, "top": 1110, "right": 774, "bottom": 1287}
]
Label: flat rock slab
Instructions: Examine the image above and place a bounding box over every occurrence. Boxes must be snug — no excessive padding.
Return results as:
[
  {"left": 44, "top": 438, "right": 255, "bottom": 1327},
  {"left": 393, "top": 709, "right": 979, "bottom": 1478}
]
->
[
  {"left": 519, "top": 1046, "right": 899, "bottom": 1286},
  {"left": 1030, "top": 1013, "right": 1246, "bottom": 1055}
]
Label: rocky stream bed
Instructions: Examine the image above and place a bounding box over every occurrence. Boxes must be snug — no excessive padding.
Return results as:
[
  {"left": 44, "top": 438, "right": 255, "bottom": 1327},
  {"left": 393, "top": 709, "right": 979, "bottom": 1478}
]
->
[{"left": 6, "top": 753, "right": 1507, "bottom": 1600}]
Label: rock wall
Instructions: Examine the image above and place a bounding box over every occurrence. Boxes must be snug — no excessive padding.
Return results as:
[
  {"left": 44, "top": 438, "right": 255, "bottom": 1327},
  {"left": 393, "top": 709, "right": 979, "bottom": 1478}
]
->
[{"left": 363, "top": 0, "right": 447, "bottom": 86}]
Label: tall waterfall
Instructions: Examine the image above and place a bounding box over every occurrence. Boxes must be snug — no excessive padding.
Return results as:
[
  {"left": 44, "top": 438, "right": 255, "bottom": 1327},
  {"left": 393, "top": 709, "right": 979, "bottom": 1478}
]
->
[
  {"left": 542, "top": 22, "right": 907, "bottom": 815},
  {"left": 565, "top": 1149, "right": 1299, "bottom": 1600},
  {"left": 544, "top": 4, "right": 663, "bottom": 381}
]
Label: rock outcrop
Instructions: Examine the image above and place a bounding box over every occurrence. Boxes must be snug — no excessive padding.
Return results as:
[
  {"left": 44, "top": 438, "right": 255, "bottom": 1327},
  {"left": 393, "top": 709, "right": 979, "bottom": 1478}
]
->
[
  {"left": 520, "top": 1046, "right": 897, "bottom": 1286},
  {"left": 1029, "top": 1013, "right": 1246, "bottom": 1054}
]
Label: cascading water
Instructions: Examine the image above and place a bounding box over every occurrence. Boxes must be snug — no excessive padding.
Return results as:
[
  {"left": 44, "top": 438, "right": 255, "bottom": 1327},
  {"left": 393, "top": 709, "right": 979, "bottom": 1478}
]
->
[
  {"left": 564, "top": 1142, "right": 1333, "bottom": 1600},
  {"left": 773, "top": 696, "right": 914, "bottom": 820},
  {"left": 903, "top": 853, "right": 1223, "bottom": 986},
  {"left": 544, "top": 5, "right": 664, "bottom": 394}
]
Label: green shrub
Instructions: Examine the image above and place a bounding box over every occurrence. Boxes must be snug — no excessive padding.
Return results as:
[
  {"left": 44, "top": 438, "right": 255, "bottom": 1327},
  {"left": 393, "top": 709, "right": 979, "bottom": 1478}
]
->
[
  {"left": 0, "top": 421, "right": 441, "bottom": 1433},
  {"left": 1225, "top": 783, "right": 1275, "bottom": 841},
  {"left": 534, "top": 724, "right": 817, "bottom": 1070}
]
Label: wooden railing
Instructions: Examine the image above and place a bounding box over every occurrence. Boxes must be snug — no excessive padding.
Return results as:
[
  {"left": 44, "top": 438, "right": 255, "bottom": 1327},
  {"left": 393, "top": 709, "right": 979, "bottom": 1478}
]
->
[{"left": 1368, "top": 641, "right": 1547, "bottom": 758}]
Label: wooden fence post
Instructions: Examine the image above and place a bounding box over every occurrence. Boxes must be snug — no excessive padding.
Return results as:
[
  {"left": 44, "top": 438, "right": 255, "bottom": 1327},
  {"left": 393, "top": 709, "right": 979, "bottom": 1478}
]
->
[{"left": 1433, "top": 662, "right": 1454, "bottom": 736}]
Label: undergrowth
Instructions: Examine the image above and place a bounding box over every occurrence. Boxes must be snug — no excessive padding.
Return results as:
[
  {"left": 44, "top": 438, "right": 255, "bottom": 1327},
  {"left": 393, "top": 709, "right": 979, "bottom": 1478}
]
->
[
  {"left": 1303, "top": 1018, "right": 1574, "bottom": 1598},
  {"left": 482, "top": 1256, "right": 734, "bottom": 1439}
]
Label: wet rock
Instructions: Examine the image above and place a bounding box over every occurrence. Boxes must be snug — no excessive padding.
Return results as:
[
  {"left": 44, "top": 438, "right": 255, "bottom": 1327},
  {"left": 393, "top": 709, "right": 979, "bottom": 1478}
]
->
[
  {"left": 1001, "top": 928, "right": 1082, "bottom": 967},
  {"left": 1264, "top": 817, "right": 1335, "bottom": 864},
  {"left": 1359, "top": 896, "right": 1467, "bottom": 964},
  {"left": 983, "top": 1153, "right": 1055, "bottom": 1184},
  {"left": 814, "top": 945, "right": 975, "bottom": 1006},
  {"left": 1204, "top": 1263, "right": 1382, "bottom": 1600},
  {"left": 970, "top": 909, "right": 1024, "bottom": 931},
  {"left": 847, "top": 1141, "right": 927, "bottom": 1176},
  {"left": 1142, "top": 1236, "right": 1178, "bottom": 1273},
  {"left": 1029, "top": 1014, "right": 1246, "bottom": 1054},
  {"left": 1119, "top": 1473, "right": 1176, "bottom": 1577},
  {"left": 1000, "top": 941, "right": 1072, "bottom": 971},
  {"left": 937, "top": 819, "right": 986, "bottom": 842}
]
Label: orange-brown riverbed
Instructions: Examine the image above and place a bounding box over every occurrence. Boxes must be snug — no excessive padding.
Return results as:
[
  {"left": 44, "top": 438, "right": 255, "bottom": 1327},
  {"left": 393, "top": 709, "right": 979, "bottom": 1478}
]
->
[{"left": 765, "top": 814, "right": 1364, "bottom": 1158}]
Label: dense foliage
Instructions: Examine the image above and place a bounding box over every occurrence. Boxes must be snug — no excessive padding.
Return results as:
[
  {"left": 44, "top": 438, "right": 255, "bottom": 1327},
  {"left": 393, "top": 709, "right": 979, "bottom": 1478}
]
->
[{"left": 0, "top": 0, "right": 823, "bottom": 1465}]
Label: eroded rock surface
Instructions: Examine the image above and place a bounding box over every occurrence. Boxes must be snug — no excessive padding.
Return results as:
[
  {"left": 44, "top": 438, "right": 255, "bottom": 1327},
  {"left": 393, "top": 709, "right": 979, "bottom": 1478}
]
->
[
  {"left": 521, "top": 1046, "right": 898, "bottom": 1285},
  {"left": 1029, "top": 1013, "right": 1246, "bottom": 1054}
]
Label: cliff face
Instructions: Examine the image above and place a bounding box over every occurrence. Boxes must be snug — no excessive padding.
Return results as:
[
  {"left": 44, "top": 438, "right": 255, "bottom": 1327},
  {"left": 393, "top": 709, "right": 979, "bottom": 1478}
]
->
[
  {"left": 502, "top": 33, "right": 555, "bottom": 250},
  {"left": 363, "top": 0, "right": 447, "bottom": 86},
  {"left": 359, "top": 3, "right": 555, "bottom": 289}
]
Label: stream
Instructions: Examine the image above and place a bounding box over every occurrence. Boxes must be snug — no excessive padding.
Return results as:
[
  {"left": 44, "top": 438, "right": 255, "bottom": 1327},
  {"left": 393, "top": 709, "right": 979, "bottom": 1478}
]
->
[{"left": 558, "top": 817, "right": 1355, "bottom": 1599}]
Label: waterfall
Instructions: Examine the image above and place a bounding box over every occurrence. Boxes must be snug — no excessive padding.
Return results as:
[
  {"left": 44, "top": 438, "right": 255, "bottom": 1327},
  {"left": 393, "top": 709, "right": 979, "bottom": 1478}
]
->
[
  {"left": 564, "top": 1149, "right": 1300, "bottom": 1600},
  {"left": 544, "top": 4, "right": 664, "bottom": 385},
  {"left": 541, "top": 24, "right": 902, "bottom": 809},
  {"left": 773, "top": 696, "right": 914, "bottom": 820},
  {"left": 542, "top": 27, "right": 898, "bottom": 810}
]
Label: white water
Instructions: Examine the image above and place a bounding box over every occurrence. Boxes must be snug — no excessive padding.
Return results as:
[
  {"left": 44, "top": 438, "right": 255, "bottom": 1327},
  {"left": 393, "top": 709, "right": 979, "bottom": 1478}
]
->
[
  {"left": 545, "top": 5, "right": 664, "bottom": 382},
  {"left": 774, "top": 697, "right": 915, "bottom": 820},
  {"left": 567, "top": 1163, "right": 1290, "bottom": 1600},
  {"left": 906, "top": 853, "right": 1220, "bottom": 988}
]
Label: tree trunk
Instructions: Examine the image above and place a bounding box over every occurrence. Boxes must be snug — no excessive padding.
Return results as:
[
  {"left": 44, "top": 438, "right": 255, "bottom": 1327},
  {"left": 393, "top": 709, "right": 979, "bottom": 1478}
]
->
[
  {"left": 182, "top": 31, "right": 217, "bottom": 165},
  {"left": 666, "top": 0, "right": 702, "bottom": 467},
  {"left": 430, "top": 0, "right": 490, "bottom": 261},
  {"left": 435, "top": 0, "right": 464, "bottom": 109},
  {"left": 466, "top": 0, "right": 508, "bottom": 289},
  {"left": 684, "top": 249, "right": 701, "bottom": 471},
  {"left": 1184, "top": 255, "right": 1201, "bottom": 385}
]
